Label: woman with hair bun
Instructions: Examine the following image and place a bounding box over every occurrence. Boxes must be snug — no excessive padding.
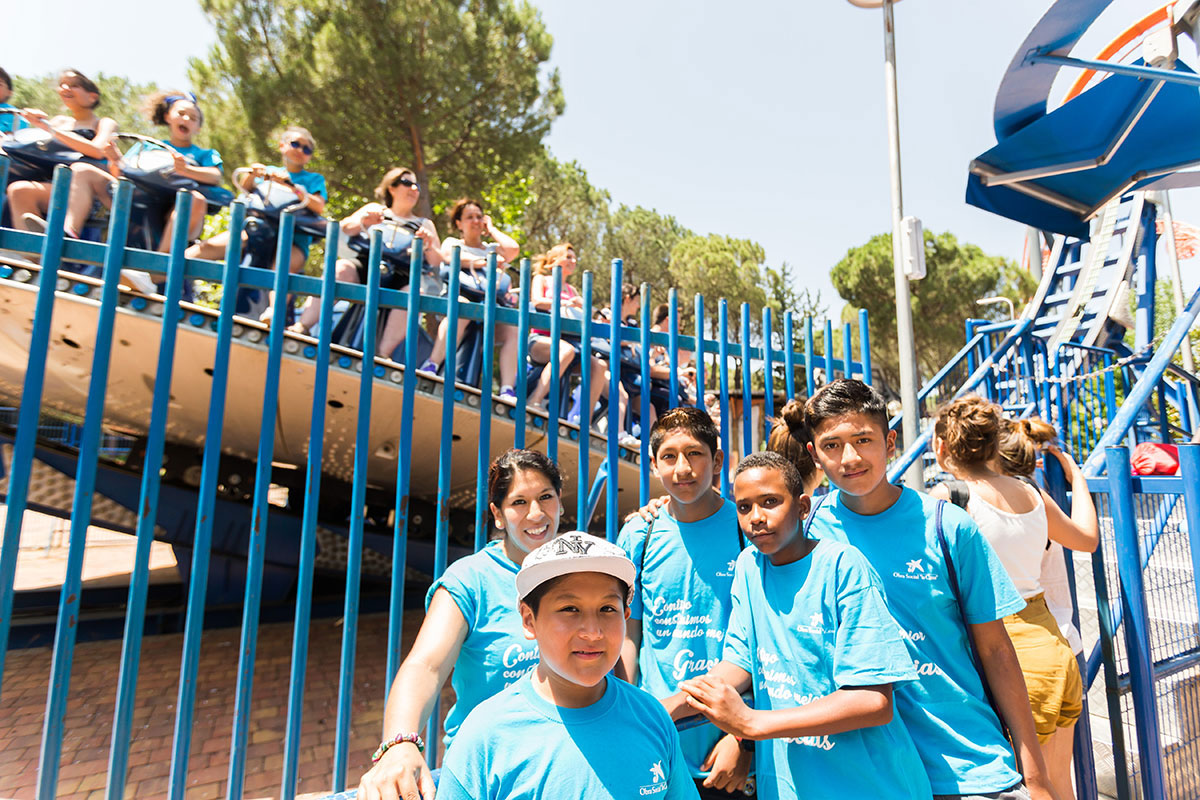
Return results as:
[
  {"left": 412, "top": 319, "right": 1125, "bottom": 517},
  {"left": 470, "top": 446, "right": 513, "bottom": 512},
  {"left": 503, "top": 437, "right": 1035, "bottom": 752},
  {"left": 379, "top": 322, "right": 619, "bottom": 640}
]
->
[
  {"left": 765, "top": 398, "right": 824, "bottom": 495},
  {"left": 931, "top": 397, "right": 1098, "bottom": 800}
]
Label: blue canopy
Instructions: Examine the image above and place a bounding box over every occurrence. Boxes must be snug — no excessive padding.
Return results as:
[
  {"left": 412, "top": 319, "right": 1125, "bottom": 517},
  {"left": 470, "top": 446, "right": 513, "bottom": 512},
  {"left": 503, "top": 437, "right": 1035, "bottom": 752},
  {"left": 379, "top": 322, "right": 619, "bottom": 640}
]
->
[{"left": 966, "top": 60, "right": 1200, "bottom": 236}]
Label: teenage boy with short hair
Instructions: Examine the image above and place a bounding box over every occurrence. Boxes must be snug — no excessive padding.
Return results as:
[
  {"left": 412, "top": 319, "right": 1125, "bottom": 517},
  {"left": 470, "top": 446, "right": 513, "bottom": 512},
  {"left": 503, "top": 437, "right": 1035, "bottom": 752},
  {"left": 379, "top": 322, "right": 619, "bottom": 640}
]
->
[
  {"left": 803, "top": 379, "right": 1056, "bottom": 800},
  {"left": 617, "top": 407, "right": 752, "bottom": 797},
  {"left": 438, "top": 531, "right": 699, "bottom": 799},
  {"left": 0, "top": 68, "right": 24, "bottom": 136},
  {"left": 680, "top": 451, "right": 932, "bottom": 800}
]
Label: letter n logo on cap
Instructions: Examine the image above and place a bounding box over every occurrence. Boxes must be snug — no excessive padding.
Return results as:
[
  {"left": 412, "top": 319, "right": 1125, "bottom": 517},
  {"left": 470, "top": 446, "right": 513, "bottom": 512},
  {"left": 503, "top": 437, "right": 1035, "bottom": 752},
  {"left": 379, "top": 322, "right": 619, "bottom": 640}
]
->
[{"left": 553, "top": 535, "right": 594, "bottom": 556}]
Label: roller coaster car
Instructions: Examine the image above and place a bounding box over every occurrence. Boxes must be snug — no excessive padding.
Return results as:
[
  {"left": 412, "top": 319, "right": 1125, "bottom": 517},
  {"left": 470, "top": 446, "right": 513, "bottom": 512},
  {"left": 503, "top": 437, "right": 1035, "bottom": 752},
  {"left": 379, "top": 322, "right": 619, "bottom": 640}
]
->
[
  {"left": 0, "top": 123, "right": 103, "bottom": 184},
  {"left": 116, "top": 136, "right": 234, "bottom": 253},
  {"left": 232, "top": 168, "right": 328, "bottom": 321}
]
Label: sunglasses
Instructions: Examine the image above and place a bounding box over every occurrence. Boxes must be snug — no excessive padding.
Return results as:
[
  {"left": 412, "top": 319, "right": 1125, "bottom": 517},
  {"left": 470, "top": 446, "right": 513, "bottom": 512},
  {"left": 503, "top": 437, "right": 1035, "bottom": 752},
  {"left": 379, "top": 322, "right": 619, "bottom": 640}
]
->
[
  {"left": 391, "top": 176, "right": 419, "bottom": 190},
  {"left": 288, "top": 140, "right": 314, "bottom": 156}
]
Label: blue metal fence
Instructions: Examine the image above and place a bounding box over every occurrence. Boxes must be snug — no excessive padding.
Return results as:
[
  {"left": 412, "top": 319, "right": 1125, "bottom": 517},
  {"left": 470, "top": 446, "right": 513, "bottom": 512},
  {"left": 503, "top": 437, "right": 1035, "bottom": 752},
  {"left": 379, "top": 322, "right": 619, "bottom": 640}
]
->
[{"left": 0, "top": 167, "right": 873, "bottom": 798}]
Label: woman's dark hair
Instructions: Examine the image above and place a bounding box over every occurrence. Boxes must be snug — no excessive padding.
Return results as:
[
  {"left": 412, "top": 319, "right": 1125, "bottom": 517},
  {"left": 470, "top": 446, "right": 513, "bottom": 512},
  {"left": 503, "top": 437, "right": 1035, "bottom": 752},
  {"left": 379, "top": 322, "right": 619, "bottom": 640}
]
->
[
  {"left": 375, "top": 166, "right": 417, "bottom": 207},
  {"left": 143, "top": 89, "right": 204, "bottom": 127},
  {"left": 996, "top": 417, "right": 1057, "bottom": 477},
  {"left": 523, "top": 574, "right": 630, "bottom": 614},
  {"left": 448, "top": 197, "right": 483, "bottom": 232},
  {"left": 934, "top": 395, "right": 1001, "bottom": 468},
  {"left": 59, "top": 69, "right": 101, "bottom": 108},
  {"left": 734, "top": 450, "right": 805, "bottom": 498},
  {"left": 487, "top": 448, "right": 563, "bottom": 510},
  {"left": 804, "top": 378, "right": 889, "bottom": 435},
  {"left": 0, "top": 67, "right": 12, "bottom": 93},
  {"left": 766, "top": 398, "right": 818, "bottom": 485},
  {"left": 652, "top": 303, "right": 670, "bottom": 327}
]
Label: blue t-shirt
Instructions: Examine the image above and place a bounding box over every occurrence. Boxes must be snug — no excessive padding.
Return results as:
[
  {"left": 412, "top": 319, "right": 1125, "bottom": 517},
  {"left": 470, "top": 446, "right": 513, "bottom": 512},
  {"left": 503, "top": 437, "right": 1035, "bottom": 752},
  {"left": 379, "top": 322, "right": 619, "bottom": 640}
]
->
[
  {"left": 810, "top": 488, "right": 1026, "bottom": 795},
  {"left": 0, "top": 103, "right": 26, "bottom": 135},
  {"left": 618, "top": 497, "right": 743, "bottom": 777},
  {"left": 167, "top": 141, "right": 223, "bottom": 169},
  {"left": 722, "top": 541, "right": 931, "bottom": 800},
  {"left": 263, "top": 165, "right": 326, "bottom": 257},
  {"left": 439, "top": 673, "right": 699, "bottom": 800},
  {"left": 425, "top": 540, "right": 538, "bottom": 749}
]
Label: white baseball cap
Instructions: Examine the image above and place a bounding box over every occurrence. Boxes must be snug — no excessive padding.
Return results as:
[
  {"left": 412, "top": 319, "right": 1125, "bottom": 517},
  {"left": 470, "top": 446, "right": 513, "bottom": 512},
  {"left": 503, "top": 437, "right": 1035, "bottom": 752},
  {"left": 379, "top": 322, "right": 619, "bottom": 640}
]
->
[{"left": 515, "top": 531, "right": 636, "bottom": 602}]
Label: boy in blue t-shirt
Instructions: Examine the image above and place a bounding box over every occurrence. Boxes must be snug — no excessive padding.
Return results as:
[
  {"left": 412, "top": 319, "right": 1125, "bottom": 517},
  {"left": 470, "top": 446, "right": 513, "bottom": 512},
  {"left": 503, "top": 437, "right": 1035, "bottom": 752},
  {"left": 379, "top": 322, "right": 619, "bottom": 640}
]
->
[
  {"left": 679, "top": 451, "right": 931, "bottom": 800},
  {"left": 0, "top": 67, "right": 26, "bottom": 136},
  {"left": 439, "top": 532, "right": 698, "bottom": 799},
  {"left": 617, "top": 407, "right": 752, "bottom": 797},
  {"left": 802, "top": 379, "right": 1055, "bottom": 800}
]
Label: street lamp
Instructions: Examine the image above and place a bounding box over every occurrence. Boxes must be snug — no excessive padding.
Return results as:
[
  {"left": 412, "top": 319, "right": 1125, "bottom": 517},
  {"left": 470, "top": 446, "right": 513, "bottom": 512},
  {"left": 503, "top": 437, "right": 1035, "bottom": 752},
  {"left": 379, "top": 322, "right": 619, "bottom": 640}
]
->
[
  {"left": 976, "top": 296, "right": 1015, "bottom": 320},
  {"left": 845, "top": 0, "right": 922, "bottom": 488}
]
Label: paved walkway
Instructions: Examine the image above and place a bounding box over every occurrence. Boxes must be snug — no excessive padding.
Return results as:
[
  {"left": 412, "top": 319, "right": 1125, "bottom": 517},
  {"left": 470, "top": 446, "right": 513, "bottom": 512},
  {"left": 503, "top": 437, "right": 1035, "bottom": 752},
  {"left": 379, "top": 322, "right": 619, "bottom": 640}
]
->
[{"left": 1, "top": 511, "right": 450, "bottom": 800}]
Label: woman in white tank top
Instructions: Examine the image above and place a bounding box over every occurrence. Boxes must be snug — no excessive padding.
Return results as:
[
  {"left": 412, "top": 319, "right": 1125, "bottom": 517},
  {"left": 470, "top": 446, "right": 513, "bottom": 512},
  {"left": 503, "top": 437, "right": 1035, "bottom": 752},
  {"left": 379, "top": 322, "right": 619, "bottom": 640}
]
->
[{"left": 931, "top": 397, "right": 1098, "bottom": 800}]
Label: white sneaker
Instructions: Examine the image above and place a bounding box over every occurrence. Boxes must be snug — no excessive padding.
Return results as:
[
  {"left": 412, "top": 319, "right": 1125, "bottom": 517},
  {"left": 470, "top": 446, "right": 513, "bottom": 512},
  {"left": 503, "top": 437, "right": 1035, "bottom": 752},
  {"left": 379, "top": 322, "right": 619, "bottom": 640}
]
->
[
  {"left": 120, "top": 270, "right": 157, "bottom": 294},
  {"left": 21, "top": 213, "right": 48, "bottom": 234}
]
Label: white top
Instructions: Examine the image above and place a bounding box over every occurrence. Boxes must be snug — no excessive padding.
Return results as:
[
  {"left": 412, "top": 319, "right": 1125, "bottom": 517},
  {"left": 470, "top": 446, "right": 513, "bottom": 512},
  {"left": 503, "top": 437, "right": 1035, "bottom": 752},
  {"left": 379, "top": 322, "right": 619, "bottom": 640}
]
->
[
  {"left": 1039, "top": 542, "right": 1083, "bottom": 653},
  {"left": 441, "top": 236, "right": 490, "bottom": 263},
  {"left": 966, "top": 487, "right": 1049, "bottom": 599}
]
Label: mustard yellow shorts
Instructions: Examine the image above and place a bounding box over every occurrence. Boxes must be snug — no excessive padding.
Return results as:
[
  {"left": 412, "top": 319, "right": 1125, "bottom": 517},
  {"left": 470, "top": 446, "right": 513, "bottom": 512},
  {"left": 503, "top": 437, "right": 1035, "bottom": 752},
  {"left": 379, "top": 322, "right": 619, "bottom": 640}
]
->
[{"left": 1004, "top": 593, "right": 1082, "bottom": 742}]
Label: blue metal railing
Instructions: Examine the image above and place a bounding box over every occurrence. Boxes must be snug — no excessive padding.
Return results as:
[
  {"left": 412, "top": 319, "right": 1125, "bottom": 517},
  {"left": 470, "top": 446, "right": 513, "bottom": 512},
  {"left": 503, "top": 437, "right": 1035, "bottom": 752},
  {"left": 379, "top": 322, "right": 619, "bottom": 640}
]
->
[{"left": 0, "top": 166, "right": 877, "bottom": 799}]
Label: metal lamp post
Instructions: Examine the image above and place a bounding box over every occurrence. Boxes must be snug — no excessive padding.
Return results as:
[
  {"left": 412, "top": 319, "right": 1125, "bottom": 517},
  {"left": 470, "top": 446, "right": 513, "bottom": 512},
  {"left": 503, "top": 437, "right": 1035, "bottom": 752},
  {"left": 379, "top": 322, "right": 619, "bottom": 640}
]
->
[{"left": 846, "top": 0, "right": 922, "bottom": 488}]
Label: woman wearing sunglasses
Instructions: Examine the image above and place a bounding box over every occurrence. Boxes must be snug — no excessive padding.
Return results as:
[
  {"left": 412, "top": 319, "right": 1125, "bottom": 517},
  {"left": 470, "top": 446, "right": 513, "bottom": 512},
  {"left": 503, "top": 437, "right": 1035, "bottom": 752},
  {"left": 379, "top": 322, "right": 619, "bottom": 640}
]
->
[
  {"left": 292, "top": 166, "right": 444, "bottom": 357},
  {"left": 188, "top": 125, "right": 326, "bottom": 280},
  {"left": 6, "top": 69, "right": 118, "bottom": 233}
]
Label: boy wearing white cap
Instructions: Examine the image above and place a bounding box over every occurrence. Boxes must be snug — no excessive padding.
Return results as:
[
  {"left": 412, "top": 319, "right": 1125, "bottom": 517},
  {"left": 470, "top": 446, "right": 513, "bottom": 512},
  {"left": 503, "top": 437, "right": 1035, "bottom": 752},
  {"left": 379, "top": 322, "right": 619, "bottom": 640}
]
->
[{"left": 438, "top": 532, "right": 700, "bottom": 799}]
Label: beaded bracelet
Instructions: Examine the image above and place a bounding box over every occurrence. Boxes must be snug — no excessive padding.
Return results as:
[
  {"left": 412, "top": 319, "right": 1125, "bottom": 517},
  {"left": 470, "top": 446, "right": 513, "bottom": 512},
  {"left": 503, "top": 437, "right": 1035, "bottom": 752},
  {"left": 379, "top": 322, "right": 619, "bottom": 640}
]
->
[{"left": 372, "top": 732, "right": 425, "bottom": 764}]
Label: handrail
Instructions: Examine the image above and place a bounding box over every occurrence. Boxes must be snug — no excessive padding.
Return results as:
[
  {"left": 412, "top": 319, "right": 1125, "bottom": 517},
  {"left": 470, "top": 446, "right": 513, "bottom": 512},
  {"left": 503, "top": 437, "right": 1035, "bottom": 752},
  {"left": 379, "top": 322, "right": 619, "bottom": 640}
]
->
[
  {"left": 887, "top": 317, "right": 1034, "bottom": 482},
  {"left": 1081, "top": 283, "right": 1200, "bottom": 475},
  {"left": 888, "top": 330, "right": 992, "bottom": 432}
]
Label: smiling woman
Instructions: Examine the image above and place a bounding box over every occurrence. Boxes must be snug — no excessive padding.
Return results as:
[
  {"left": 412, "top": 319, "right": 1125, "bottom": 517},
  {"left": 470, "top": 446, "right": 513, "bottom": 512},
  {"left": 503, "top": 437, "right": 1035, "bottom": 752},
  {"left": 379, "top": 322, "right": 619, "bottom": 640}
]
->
[{"left": 353, "top": 448, "right": 564, "bottom": 800}]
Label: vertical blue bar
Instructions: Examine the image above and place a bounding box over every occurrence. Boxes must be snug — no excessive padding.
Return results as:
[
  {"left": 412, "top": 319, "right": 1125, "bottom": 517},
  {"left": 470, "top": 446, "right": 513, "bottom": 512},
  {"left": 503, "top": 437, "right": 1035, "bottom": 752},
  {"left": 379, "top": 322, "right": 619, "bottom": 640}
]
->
[
  {"left": 388, "top": 237, "right": 425, "bottom": 684},
  {"left": 40, "top": 181, "right": 128, "bottom": 797},
  {"left": 694, "top": 295, "right": 705, "bottom": 409},
  {"left": 548, "top": 264, "right": 562, "bottom": 464},
  {"left": 784, "top": 311, "right": 796, "bottom": 401},
  {"left": 805, "top": 316, "right": 815, "bottom": 397},
  {"left": 859, "top": 308, "right": 872, "bottom": 386},
  {"left": 578, "top": 272, "right": 593, "bottom": 526},
  {"left": 227, "top": 211, "right": 301, "bottom": 800},
  {"left": 740, "top": 303, "right": 753, "bottom": 459},
  {"left": 824, "top": 318, "right": 835, "bottom": 383},
  {"left": 1106, "top": 447, "right": 1166, "bottom": 800},
  {"left": 1179, "top": 445, "right": 1200, "bottom": 632},
  {"left": 0, "top": 168, "right": 71, "bottom": 687},
  {"left": 474, "top": 249, "right": 498, "bottom": 553},
  {"left": 762, "top": 306, "right": 775, "bottom": 443},
  {"left": 0, "top": 155, "right": 9, "bottom": 218},
  {"left": 639, "top": 285, "right": 652, "bottom": 505},
  {"left": 427, "top": 250, "right": 462, "bottom": 764},
  {"left": 330, "top": 228, "right": 383, "bottom": 793},
  {"left": 514, "top": 259, "right": 531, "bottom": 449},
  {"left": 668, "top": 288, "right": 680, "bottom": 408},
  {"left": 842, "top": 322, "right": 853, "bottom": 380},
  {"left": 165, "top": 202, "right": 244, "bottom": 799},
  {"left": 281, "top": 221, "right": 340, "bottom": 800},
  {"left": 605, "top": 259, "right": 622, "bottom": 542},
  {"left": 115, "top": 193, "right": 211, "bottom": 800},
  {"left": 966, "top": 319, "right": 979, "bottom": 374},
  {"left": 718, "top": 301, "right": 732, "bottom": 498}
]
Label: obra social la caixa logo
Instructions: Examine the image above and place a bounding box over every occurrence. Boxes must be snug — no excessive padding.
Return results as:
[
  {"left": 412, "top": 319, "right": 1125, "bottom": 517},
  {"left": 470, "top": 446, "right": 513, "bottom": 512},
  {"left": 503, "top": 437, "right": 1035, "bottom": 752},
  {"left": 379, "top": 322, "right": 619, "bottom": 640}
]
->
[
  {"left": 639, "top": 760, "right": 669, "bottom": 796},
  {"left": 893, "top": 557, "right": 939, "bottom": 582}
]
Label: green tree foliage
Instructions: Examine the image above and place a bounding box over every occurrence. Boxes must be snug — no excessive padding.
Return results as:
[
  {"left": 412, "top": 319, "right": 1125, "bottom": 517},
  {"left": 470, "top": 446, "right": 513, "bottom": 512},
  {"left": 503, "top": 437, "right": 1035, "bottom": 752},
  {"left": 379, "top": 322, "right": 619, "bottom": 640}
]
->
[
  {"left": 601, "top": 204, "right": 692, "bottom": 300},
  {"left": 190, "top": 0, "right": 564, "bottom": 219},
  {"left": 9, "top": 73, "right": 163, "bottom": 138},
  {"left": 831, "top": 230, "right": 1036, "bottom": 385},
  {"left": 669, "top": 234, "right": 770, "bottom": 337}
]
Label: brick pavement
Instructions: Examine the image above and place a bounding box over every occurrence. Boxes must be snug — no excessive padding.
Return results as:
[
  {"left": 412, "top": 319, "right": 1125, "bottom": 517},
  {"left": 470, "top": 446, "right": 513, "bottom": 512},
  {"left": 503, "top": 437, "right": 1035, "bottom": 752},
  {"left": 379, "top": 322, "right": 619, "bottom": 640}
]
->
[{"left": 0, "top": 610, "right": 452, "bottom": 799}]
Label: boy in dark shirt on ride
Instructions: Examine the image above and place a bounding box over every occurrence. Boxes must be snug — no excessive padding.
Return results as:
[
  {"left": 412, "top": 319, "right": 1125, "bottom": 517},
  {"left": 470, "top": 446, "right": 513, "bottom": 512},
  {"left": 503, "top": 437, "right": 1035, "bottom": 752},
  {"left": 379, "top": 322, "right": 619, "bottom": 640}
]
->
[
  {"left": 803, "top": 379, "right": 1057, "bottom": 800},
  {"left": 617, "top": 408, "right": 752, "bottom": 797}
]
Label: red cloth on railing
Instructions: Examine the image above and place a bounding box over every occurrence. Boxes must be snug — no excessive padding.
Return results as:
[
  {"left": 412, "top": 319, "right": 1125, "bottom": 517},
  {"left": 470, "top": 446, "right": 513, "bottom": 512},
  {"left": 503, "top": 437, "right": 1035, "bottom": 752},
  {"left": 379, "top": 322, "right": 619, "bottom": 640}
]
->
[{"left": 1131, "top": 442, "right": 1180, "bottom": 475}]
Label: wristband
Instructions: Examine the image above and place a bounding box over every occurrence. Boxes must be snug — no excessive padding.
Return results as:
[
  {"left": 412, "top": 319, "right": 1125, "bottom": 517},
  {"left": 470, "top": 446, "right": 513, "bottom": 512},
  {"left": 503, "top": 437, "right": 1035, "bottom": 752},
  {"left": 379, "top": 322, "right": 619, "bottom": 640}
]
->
[{"left": 371, "top": 732, "right": 425, "bottom": 764}]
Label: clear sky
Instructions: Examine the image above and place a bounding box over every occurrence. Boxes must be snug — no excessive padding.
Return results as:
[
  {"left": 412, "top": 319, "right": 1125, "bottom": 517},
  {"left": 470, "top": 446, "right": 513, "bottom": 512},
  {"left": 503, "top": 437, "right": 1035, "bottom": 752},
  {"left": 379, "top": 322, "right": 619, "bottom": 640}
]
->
[{"left": 7, "top": 0, "right": 1199, "bottom": 317}]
